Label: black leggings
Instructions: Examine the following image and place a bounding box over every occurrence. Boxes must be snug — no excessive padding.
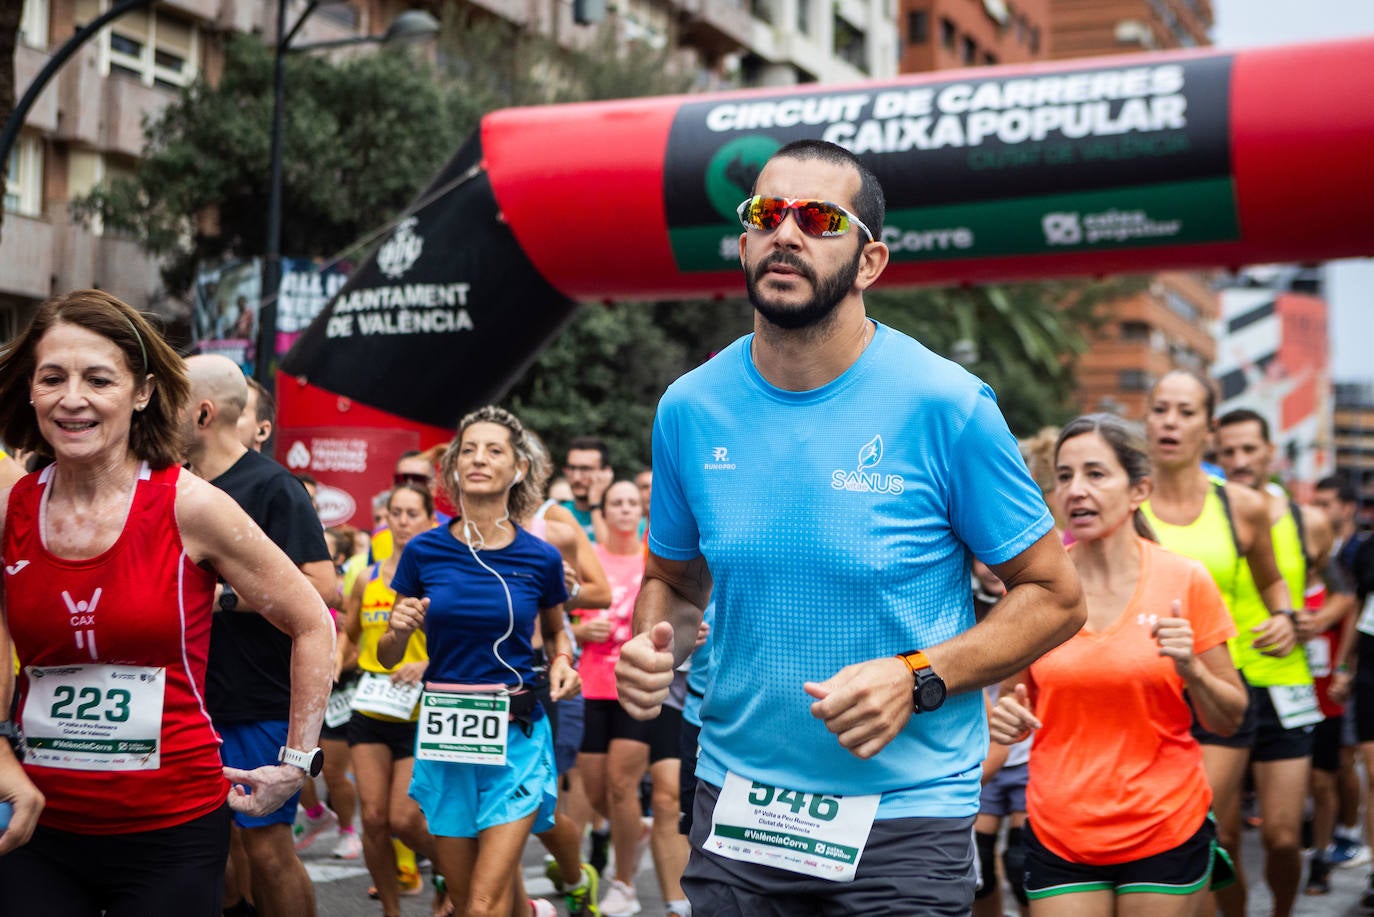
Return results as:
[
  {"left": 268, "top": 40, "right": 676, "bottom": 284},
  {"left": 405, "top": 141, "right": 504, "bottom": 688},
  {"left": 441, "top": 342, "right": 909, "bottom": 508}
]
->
[{"left": 0, "top": 804, "right": 231, "bottom": 916}]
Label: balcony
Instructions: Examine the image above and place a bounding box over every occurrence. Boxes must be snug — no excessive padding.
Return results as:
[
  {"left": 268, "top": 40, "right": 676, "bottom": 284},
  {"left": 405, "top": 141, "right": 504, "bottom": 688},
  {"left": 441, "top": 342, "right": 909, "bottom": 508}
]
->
[
  {"left": 56, "top": 44, "right": 103, "bottom": 147},
  {"left": 101, "top": 73, "right": 178, "bottom": 159},
  {"left": 51, "top": 219, "right": 162, "bottom": 308},
  {"left": 15, "top": 44, "right": 59, "bottom": 134},
  {"left": 0, "top": 214, "right": 56, "bottom": 301},
  {"left": 676, "top": 0, "right": 755, "bottom": 55},
  {"left": 160, "top": 0, "right": 222, "bottom": 22}
]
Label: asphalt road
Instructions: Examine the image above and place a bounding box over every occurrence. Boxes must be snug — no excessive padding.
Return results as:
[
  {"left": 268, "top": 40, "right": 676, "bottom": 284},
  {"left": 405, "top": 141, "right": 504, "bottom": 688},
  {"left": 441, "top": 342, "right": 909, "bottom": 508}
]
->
[{"left": 298, "top": 817, "right": 1374, "bottom": 916}]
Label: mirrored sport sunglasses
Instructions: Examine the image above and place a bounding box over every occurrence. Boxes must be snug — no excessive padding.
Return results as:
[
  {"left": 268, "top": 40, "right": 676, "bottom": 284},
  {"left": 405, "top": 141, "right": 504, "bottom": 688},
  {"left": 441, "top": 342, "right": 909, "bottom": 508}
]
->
[{"left": 736, "top": 196, "right": 874, "bottom": 242}]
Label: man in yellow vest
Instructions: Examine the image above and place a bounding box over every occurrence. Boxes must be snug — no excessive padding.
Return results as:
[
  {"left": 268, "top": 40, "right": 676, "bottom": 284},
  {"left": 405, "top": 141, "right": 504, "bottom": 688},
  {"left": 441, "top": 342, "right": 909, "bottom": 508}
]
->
[{"left": 1215, "top": 407, "right": 1334, "bottom": 916}]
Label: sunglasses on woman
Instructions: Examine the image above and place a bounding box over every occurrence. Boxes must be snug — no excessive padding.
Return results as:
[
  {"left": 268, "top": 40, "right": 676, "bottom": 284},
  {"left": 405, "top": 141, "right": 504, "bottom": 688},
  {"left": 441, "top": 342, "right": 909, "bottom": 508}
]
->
[{"left": 736, "top": 196, "right": 874, "bottom": 242}]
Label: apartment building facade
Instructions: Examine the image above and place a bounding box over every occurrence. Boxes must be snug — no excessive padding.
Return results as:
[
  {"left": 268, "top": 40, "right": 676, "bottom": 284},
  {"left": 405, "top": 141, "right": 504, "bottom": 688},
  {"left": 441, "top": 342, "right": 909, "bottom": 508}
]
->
[
  {"left": 896, "top": 0, "right": 1050, "bottom": 73},
  {"left": 1, "top": 0, "right": 391, "bottom": 339},
  {"left": 2, "top": 0, "right": 898, "bottom": 343}
]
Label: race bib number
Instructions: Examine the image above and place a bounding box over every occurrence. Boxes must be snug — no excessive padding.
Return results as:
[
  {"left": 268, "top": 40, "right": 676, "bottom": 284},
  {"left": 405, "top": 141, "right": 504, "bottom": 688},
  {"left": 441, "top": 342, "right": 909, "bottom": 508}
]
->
[
  {"left": 1305, "top": 637, "right": 1332, "bottom": 679},
  {"left": 351, "top": 672, "right": 422, "bottom": 721},
  {"left": 1269, "top": 683, "right": 1323, "bottom": 730},
  {"left": 1358, "top": 595, "right": 1374, "bottom": 637},
  {"left": 416, "top": 691, "right": 509, "bottom": 766},
  {"left": 706, "top": 771, "right": 879, "bottom": 882},
  {"left": 22, "top": 664, "right": 165, "bottom": 771},
  {"left": 325, "top": 682, "right": 356, "bottom": 728}
]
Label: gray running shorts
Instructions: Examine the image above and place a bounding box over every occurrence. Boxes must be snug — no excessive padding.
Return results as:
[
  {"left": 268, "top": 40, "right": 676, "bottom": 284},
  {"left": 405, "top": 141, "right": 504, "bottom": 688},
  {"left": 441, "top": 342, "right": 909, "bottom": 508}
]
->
[{"left": 683, "top": 778, "right": 977, "bottom": 916}]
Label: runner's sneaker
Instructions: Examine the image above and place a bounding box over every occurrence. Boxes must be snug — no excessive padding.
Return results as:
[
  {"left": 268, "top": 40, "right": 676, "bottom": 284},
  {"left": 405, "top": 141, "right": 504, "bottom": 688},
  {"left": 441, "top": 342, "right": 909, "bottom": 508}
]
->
[
  {"left": 398, "top": 866, "right": 424, "bottom": 896},
  {"left": 1331, "top": 830, "right": 1371, "bottom": 869},
  {"left": 331, "top": 829, "right": 362, "bottom": 860},
  {"left": 293, "top": 804, "right": 338, "bottom": 852},
  {"left": 599, "top": 879, "right": 641, "bottom": 917},
  {"left": 1306, "top": 855, "right": 1332, "bottom": 895},
  {"left": 564, "top": 864, "right": 600, "bottom": 917},
  {"left": 530, "top": 900, "right": 558, "bottom": 917}
]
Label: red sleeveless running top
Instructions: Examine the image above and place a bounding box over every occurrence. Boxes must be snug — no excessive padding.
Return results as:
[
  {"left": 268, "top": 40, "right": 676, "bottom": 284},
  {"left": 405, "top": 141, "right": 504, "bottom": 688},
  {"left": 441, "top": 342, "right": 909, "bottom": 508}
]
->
[{"left": 4, "top": 463, "right": 225, "bottom": 834}]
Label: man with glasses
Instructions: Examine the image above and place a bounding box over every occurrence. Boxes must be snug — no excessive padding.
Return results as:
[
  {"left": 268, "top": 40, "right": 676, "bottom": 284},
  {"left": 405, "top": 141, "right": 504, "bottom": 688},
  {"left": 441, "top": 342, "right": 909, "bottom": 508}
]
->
[
  {"left": 370, "top": 450, "right": 450, "bottom": 563},
  {"left": 563, "top": 436, "right": 614, "bottom": 542},
  {"left": 616, "top": 139, "right": 1085, "bottom": 915}
]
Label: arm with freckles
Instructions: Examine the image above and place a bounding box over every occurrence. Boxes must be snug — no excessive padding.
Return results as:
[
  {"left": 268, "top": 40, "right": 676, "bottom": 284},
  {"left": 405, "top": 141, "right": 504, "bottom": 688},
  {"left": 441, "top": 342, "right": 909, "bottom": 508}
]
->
[
  {"left": 806, "top": 531, "right": 1085, "bottom": 760},
  {"left": 616, "top": 552, "right": 711, "bottom": 719},
  {"left": 543, "top": 509, "right": 611, "bottom": 609},
  {"left": 1228, "top": 484, "right": 1298, "bottom": 656},
  {"left": 176, "top": 476, "right": 334, "bottom": 816}
]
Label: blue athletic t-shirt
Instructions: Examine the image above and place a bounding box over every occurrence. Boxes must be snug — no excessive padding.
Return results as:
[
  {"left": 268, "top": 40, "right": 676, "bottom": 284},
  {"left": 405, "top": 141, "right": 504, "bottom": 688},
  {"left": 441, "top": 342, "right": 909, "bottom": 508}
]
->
[
  {"left": 391, "top": 525, "right": 568, "bottom": 687},
  {"left": 649, "top": 321, "right": 1053, "bottom": 818}
]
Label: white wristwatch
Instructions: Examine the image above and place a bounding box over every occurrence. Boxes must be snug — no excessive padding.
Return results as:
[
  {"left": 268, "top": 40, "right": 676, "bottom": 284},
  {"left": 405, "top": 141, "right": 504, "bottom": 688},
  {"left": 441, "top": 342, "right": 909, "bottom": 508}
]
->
[{"left": 278, "top": 745, "right": 325, "bottom": 777}]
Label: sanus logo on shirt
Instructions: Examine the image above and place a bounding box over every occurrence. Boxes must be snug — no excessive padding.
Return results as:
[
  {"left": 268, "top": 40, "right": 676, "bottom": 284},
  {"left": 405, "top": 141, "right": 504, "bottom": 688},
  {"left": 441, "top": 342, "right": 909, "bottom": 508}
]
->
[{"left": 831, "top": 435, "right": 905, "bottom": 494}]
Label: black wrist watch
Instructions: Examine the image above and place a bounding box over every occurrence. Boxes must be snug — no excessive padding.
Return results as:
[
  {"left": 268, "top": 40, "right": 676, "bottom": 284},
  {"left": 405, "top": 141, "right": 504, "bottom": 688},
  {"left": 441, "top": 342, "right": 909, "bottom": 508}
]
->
[
  {"left": 1275, "top": 608, "right": 1296, "bottom": 625},
  {"left": 589, "top": 503, "right": 603, "bottom": 512},
  {"left": 0, "top": 721, "right": 22, "bottom": 759},
  {"left": 897, "top": 650, "right": 947, "bottom": 714},
  {"left": 218, "top": 584, "right": 238, "bottom": 612}
]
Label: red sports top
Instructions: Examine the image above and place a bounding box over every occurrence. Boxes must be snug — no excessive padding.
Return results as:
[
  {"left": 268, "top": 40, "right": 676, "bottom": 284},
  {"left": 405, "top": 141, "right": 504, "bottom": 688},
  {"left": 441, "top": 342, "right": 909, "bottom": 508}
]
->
[{"left": 4, "top": 463, "right": 225, "bottom": 834}]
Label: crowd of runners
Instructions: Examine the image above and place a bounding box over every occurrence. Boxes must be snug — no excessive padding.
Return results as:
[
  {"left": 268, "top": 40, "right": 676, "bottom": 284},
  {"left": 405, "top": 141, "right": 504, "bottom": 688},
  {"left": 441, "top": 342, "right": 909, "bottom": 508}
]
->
[{"left": 1, "top": 140, "right": 1374, "bottom": 917}]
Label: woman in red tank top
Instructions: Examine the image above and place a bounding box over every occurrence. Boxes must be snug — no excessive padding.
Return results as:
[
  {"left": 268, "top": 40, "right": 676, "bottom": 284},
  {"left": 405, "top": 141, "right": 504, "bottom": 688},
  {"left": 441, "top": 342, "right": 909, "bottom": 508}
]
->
[{"left": 0, "top": 290, "right": 335, "bottom": 917}]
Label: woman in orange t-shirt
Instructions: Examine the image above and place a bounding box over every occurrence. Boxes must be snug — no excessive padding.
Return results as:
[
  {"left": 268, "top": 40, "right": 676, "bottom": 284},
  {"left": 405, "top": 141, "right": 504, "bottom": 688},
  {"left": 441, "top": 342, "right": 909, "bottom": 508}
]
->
[{"left": 991, "top": 413, "right": 1248, "bottom": 915}]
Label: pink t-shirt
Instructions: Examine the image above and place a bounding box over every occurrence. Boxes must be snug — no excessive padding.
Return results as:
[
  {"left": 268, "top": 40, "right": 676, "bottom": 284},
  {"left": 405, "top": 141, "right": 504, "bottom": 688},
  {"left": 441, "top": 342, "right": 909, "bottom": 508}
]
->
[{"left": 580, "top": 544, "right": 645, "bottom": 700}]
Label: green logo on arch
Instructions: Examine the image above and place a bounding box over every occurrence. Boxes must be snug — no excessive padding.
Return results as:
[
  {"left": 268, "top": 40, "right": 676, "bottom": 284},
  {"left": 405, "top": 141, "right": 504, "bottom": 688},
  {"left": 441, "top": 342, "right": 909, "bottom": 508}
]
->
[{"left": 705, "top": 136, "right": 781, "bottom": 223}]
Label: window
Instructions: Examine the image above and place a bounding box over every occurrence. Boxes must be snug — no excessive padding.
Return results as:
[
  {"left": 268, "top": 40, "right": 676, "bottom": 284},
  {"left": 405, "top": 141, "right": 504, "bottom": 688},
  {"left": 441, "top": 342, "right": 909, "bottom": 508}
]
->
[
  {"left": 833, "top": 15, "right": 868, "bottom": 72},
  {"left": 1119, "top": 370, "right": 1152, "bottom": 392},
  {"left": 1164, "top": 289, "right": 1200, "bottom": 323},
  {"left": 4, "top": 134, "right": 44, "bottom": 217},
  {"left": 797, "top": 0, "right": 811, "bottom": 35},
  {"left": 75, "top": 0, "right": 200, "bottom": 89},
  {"left": 940, "top": 17, "right": 956, "bottom": 50},
  {"left": 983, "top": 51, "right": 997, "bottom": 65},
  {"left": 1029, "top": 26, "right": 1040, "bottom": 54},
  {"left": 750, "top": 0, "right": 773, "bottom": 24},
  {"left": 1120, "top": 320, "right": 1151, "bottom": 342},
  {"left": 961, "top": 35, "right": 977, "bottom": 64},
  {"left": 19, "top": 0, "right": 48, "bottom": 49},
  {"left": 907, "top": 10, "right": 928, "bottom": 44}
]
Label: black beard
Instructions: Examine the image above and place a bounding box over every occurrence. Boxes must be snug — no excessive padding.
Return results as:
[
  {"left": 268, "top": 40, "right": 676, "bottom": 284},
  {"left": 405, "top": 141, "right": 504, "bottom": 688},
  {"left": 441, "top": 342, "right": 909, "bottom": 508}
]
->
[{"left": 746, "top": 247, "right": 862, "bottom": 331}]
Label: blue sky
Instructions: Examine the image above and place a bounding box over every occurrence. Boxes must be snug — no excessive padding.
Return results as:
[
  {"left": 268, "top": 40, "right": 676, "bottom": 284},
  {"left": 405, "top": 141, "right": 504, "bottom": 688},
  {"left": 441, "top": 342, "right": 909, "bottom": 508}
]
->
[{"left": 1210, "top": 0, "right": 1374, "bottom": 381}]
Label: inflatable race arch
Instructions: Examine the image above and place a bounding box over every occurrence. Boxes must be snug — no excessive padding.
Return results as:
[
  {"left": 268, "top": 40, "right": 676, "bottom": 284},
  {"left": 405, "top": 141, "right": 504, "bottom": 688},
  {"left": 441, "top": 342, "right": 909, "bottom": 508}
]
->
[{"left": 276, "top": 37, "right": 1374, "bottom": 528}]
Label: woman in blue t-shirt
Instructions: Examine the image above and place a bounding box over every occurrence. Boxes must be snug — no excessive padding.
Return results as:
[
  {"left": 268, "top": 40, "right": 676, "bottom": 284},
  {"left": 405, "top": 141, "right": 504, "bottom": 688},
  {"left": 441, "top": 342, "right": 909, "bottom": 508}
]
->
[{"left": 380, "top": 406, "right": 578, "bottom": 917}]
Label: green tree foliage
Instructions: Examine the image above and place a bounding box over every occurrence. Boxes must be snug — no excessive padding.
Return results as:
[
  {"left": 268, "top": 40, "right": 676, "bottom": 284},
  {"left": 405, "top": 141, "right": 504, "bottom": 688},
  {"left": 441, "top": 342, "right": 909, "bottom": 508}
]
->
[
  {"left": 68, "top": 4, "right": 1114, "bottom": 463},
  {"left": 507, "top": 298, "right": 755, "bottom": 471},
  {"left": 73, "top": 33, "right": 459, "bottom": 292},
  {"left": 867, "top": 277, "right": 1144, "bottom": 435}
]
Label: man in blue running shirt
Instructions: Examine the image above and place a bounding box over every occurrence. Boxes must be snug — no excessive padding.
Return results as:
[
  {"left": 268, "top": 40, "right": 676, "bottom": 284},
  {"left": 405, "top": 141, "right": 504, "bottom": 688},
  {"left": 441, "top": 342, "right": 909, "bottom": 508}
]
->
[{"left": 616, "top": 139, "right": 1086, "bottom": 915}]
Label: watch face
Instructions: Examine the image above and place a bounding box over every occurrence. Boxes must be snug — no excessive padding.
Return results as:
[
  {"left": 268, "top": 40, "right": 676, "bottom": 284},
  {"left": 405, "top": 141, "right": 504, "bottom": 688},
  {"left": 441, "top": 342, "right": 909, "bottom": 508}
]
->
[
  {"left": 916, "top": 677, "right": 946, "bottom": 711},
  {"left": 308, "top": 748, "right": 325, "bottom": 777}
]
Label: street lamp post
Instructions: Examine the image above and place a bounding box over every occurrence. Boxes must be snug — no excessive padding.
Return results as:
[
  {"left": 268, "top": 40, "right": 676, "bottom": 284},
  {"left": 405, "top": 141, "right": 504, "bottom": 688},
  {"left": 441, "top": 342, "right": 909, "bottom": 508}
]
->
[{"left": 254, "top": 3, "right": 439, "bottom": 391}]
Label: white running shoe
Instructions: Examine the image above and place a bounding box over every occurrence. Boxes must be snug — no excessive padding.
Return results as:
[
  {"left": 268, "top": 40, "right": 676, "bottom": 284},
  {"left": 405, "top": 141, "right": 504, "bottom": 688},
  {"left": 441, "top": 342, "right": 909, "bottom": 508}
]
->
[
  {"left": 599, "top": 879, "right": 642, "bottom": 917},
  {"left": 292, "top": 805, "right": 338, "bottom": 852},
  {"left": 331, "top": 830, "right": 362, "bottom": 860},
  {"left": 530, "top": 899, "right": 558, "bottom": 917}
]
